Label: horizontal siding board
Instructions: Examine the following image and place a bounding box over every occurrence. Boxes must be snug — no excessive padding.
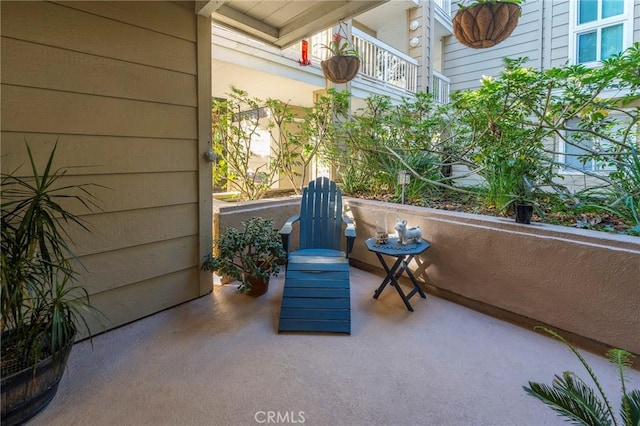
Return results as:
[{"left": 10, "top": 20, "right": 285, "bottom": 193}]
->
[
  {"left": 1, "top": 38, "right": 197, "bottom": 106},
  {"left": 0, "top": 166, "right": 197, "bottom": 222},
  {"left": 55, "top": 1, "right": 196, "bottom": 42},
  {"left": 2, "top": 134, "right": 197, "bottom": 176},
  {"left": 1, "top": 1, "right": 196, "bottom": 74},
  {"left": 1, "top": 86, "right": 197, "bottom": 139},
  {"left": 635, "top": 1, "right": 640, "bottom": 41},
  {"left": 445, "top": 50, "right": 538, "bottom": 70},
  {"left": 548, "top": 1, "right": 570, "bottom": 67},
  {"left": 550, "top": 46, "right": 570, "bottom": 67},
  {"left": 445, "top": 2, "right": 542, "bottom": 90},
  {"left": 84, "top": 268, "right": 200, "bottom": 336},
  {"left": 67, "top": 204, "right": 199, "bottom": 256},
  {"left": 38, "top": 172, "right": 198, "bottom": 216},
  {"left": 76, "top": 235, "right": 199, "bottom": 295}
]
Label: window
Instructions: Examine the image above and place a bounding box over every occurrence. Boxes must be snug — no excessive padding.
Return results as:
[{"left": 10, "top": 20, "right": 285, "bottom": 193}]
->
[
  {"left": 571, "top": 0, "right": 632, "bottom": 65},
  {"left": 560, "top": 119, "right": 623, "bottom": 173}
]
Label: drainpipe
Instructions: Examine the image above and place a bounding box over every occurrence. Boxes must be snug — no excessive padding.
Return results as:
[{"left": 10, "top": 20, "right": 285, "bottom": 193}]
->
[
  {"left": 428, "top": 0, "right": 435, "bottom": 94},
  {"left": 538, "top": 0, "right": 545, "bottom": 71}
]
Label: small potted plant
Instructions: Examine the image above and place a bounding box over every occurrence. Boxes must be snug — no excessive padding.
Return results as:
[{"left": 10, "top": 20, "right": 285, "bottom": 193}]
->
[
  {"left": 320, "top": 33, "right": 361, "bottom": 84},
  {"left": 501, "top": 176, "right": 543, "bottom": 224},
  {"left": 202, "top": 217, "right": 287, "bottom": 296},
  {"left": 1, "top": 142, "right": 98, "bottom": 425},
  {"left": 453, "top": 0, "right": 523, "bottom": 49}
]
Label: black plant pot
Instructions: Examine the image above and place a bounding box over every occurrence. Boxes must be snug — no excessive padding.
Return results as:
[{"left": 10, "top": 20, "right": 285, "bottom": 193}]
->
[
  {"left": 1, "top": 334, "right": 74, "bottom": 426},
  {"left": 514, "top": 203, "right": 533, "bottom": 224}
]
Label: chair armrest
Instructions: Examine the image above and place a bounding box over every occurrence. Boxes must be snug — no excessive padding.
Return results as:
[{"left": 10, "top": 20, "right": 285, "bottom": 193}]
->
[
  {"left": 280, "top": 214, "right": 300, "bottom": 236},
  {"left": 280, "top": 214, "right": 300, "bottom": 256},
  {"left": 342, "top": 215, "right": 356, "bottom": 238},
  {"left": 342, "top": 215, "right": 356, "bottom": 258}
]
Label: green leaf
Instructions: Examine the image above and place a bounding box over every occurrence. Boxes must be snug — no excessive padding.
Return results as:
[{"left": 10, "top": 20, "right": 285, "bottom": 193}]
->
[{"left": 524, "top": 372, "right": 612, "bottom": 426}]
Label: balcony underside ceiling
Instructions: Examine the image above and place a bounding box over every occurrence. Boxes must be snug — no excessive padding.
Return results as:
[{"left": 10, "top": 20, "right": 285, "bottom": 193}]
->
[{"left": 197, "top": 1, "right": 389, "bottom": 48}]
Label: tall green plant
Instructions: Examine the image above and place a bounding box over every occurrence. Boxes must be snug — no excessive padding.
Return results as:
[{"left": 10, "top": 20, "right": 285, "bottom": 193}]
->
[
  {"left": 524, "top": 327, "right": 640, "bottom": 426},
  {"left": 452, "top": 58, "right": 555, "bottom": 211},
  {"left": 269, "top": 89, "right": 350, "bottom": 193},
  {"left": 212, "top": 87, "right": 280, "bottom": 201},
  {"left": 1, "top": 142, "right": 97, "bottom": 366},
  {"left": 337, "top": 92, "right": 453, "bottom": 200}
]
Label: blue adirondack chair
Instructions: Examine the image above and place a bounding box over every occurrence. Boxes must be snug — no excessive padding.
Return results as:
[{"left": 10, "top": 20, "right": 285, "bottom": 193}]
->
[{"left": 278, "top": 177, "right": 356, "bottom": 334}]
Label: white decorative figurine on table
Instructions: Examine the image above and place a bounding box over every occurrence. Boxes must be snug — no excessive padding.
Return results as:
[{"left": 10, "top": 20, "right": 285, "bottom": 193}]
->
[{"left": 394, "top": 220, "right": 422, "bottom": 244}]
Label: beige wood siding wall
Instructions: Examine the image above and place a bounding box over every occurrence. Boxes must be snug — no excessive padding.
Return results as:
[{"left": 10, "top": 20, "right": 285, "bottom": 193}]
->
[
  {"left": 409, "top": 4, "right": 427, "bottom": 92},
  {"left": 444, "top": 1, "right": 542, "bottom": 91},
  {"left": 1, "top": 1, "right": 213, "bottom": 334},
  {"left": 635, "top": 1, "right": 640, "bottom": 41}
]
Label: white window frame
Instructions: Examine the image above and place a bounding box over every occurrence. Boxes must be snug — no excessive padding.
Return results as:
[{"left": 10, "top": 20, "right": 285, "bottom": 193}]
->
[
  {"left": 568, "top": 0, "right": 634, "bottom": 66},
  {"left": 558, "top": 118, "right": 635, "bottom": 175}
]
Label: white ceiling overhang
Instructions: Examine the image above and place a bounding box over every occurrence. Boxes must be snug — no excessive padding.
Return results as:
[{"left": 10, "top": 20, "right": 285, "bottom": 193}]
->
[{"left": 197, "top": 1, "right": 389, "bottom": 49}]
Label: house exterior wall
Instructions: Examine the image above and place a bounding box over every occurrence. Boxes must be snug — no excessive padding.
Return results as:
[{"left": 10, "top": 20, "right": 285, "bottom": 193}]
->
[
  {"left": 409, "top": 4, "right": 429, "bottom": 92},
  {"left": 636, "top": 2, "right": 640, "bottom": 38},
  {"left": 373, "top": 11, "right": 408, "bottom": 53},
  {"left": 444, "top": 1, "right": 542, "bottom": 92},
  {"left": 443, "top": 0, "right": 639, "bottom": 193},
  {"left": 445, "top": 0, "right": 639, "bottom": 90},
  {"left": 547, "top": 0, "right": 571, "bottom": 68},
  {"left": 1, "top": 1, "right": 213, "bottom": 335}
]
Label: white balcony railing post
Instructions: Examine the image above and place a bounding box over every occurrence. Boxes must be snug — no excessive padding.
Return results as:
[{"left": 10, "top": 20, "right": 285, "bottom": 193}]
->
[{"left": 350, "top": 28, "right": 419, "bottom": 93}]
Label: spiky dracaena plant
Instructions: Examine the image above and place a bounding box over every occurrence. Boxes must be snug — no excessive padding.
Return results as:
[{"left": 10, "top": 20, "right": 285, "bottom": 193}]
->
[
  {"left": 1, "top": 142, "right": 98, "bottom": 369},
  {"left": 524, "top": 327, "right": 640, "bottom": 426}
]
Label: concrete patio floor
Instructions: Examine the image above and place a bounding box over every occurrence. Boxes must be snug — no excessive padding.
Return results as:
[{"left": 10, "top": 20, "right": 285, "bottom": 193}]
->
[{"left": 31, "top": 268, "right": 639, "bottom": 426}]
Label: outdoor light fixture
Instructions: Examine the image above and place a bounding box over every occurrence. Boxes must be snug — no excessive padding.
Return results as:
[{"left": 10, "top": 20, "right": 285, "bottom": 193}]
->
[
  {"left": 409, "top": 37, "right": 420, "bottom": 47},
  {"left": 410, "top": 20, "right": 420, "bottom": 31},
  {"left": 204, "top": 141, "right": 216, "bottom": 162}
]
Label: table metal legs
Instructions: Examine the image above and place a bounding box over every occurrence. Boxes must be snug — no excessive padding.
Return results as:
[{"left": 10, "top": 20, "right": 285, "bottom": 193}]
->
[{"left": 373, "top": 253, "right": 426, "bottom": 312}]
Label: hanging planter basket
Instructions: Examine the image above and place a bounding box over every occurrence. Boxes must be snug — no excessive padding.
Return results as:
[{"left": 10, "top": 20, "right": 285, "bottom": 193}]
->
[
  {"left": 321, "top": 56, "right": 361, "bottom": 84},
  {"left": 452, "top": 1, "right": 521, "bottom": 49}
]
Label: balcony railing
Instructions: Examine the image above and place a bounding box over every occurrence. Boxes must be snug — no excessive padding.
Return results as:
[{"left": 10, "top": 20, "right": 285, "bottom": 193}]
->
[
  {"left": 289, "top": 28, "right": 419, "bottom": 94},
  {"left": 215, "top": 22, "right": 419, "bottom": 95},
  {"left": 352, "top": 28, "right": 418, "bottom": 93},
  {"left": 432, "top": 70, "right": 450, "bottom": 104}
]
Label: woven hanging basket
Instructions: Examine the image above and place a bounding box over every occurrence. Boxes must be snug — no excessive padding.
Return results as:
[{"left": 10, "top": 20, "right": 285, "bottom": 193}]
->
[
  {"left": 452, "top": 2, "right": 521, "bottom": 49},
  {"left": 321, "top": 56, "right": 361, "bottom": 84}
]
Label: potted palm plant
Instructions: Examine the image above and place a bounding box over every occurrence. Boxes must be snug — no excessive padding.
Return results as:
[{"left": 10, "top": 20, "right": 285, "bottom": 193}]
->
[
  {"left": 524, "top": 327, "right": 640, "bottom": 425},
  {"left": 201, "top": 217, "right": 286, "bottom": 297},
  {"left": 320, "top": 33, "right": 361, "bottom": 84},
  {"left": 452, "top": 0, "right": 523, "bottom": 48},
  {"left": 500, "top": 176, "right": 542, "bottom": 224},
  {"left": 1, "top": 142, "right": 98, "bottom": 425}
]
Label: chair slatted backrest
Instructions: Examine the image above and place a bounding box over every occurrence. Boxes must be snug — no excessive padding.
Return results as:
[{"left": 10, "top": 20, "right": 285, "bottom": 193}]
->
[{"left": 299, "top": 177, "right": 343, "bottom": 251}]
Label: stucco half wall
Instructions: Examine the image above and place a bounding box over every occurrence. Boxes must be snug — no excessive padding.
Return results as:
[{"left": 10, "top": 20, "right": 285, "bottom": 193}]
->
[
  {"left": 346, "top": 198, "right": 640, "bottom": 355},
  {"left": 215, "top": 196, "right": 640, "bottom": 354}
]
